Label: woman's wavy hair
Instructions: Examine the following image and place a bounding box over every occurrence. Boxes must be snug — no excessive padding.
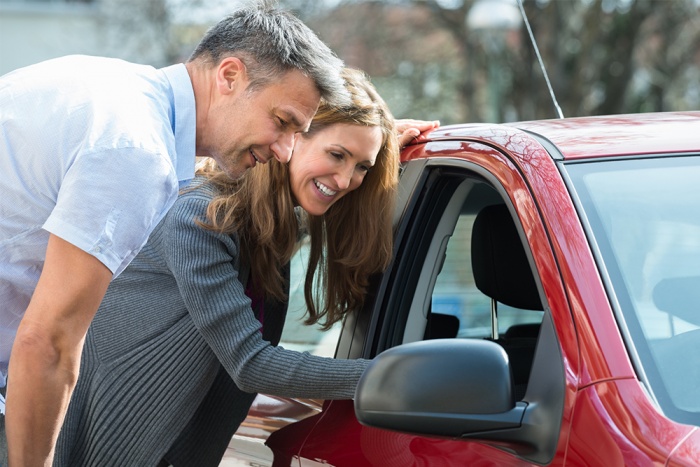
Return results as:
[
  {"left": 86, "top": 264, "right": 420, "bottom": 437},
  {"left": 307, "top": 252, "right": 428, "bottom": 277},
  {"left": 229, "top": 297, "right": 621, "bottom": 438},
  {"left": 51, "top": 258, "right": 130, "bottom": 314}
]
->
[{"left": 198, "top": 67, "right": 400, "bottom": 330}]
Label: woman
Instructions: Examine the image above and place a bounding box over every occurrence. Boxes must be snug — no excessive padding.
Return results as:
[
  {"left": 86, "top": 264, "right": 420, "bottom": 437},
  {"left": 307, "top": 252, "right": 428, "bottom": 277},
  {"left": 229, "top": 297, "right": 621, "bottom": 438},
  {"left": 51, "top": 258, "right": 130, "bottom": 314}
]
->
[{"left": 54, "top": 68, "right": 438, "bottom": 466}]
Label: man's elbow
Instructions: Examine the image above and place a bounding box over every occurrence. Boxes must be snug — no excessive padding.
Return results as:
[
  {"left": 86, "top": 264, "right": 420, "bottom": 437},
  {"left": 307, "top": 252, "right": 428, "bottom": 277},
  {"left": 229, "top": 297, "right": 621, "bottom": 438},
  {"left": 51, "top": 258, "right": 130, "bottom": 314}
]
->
[{"left": 11, "top": 323, "right": 80, "bottom": 384}]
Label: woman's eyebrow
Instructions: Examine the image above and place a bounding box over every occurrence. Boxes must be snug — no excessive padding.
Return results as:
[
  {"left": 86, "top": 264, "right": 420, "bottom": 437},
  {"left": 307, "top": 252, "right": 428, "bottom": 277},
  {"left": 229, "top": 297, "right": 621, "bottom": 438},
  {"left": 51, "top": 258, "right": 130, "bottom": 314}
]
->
[
  {"left": 332, "top": 144, "right": 352, "bottom": 156},
  {"left": 331, "top": 144, "right": 376, "bottom": 166}
]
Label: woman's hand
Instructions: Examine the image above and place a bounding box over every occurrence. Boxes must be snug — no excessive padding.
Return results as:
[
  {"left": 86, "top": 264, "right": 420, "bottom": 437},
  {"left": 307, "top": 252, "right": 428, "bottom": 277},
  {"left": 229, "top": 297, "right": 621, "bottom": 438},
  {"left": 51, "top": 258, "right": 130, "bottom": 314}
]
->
[{"left": 396, "top": 119, "right": 440, "bottom": 147}]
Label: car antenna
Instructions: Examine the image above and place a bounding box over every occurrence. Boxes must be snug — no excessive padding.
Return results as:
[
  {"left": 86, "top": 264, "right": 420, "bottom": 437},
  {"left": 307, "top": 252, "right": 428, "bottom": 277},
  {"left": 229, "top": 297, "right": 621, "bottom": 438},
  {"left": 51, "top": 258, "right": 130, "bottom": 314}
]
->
[{"left": 516, "top": 0, "right": 564, "bottom": 119}]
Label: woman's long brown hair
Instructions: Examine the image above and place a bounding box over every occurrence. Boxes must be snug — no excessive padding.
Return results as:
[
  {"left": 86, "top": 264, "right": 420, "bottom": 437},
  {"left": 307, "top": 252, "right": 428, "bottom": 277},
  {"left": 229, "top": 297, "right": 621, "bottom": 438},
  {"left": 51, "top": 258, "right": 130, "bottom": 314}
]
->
[{"left": 197, "top": 68, "right": 400, "bottom": 329}]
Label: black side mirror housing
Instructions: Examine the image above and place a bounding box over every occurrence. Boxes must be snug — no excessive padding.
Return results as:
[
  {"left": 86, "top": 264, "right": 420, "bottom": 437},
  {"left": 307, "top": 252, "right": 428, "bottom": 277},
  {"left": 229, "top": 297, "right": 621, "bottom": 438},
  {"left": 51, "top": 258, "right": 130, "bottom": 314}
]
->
[{"left": 354, "top": 339, "right": 526, "bottom": 438}]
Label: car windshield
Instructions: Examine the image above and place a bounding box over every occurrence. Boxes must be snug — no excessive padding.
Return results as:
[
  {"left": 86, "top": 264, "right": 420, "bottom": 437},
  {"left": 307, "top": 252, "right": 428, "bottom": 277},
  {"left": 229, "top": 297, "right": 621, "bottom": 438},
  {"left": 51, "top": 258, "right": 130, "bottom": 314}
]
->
[{"left": 566, "top": 154, "right": 700, "bottom": 426}]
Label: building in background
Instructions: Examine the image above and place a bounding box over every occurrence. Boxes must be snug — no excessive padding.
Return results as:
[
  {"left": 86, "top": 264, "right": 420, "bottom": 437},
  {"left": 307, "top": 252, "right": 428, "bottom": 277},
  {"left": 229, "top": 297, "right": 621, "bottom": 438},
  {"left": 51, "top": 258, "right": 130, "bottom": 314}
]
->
[{"left": 0, "top": 0, "right": 193, "bottom": 76}]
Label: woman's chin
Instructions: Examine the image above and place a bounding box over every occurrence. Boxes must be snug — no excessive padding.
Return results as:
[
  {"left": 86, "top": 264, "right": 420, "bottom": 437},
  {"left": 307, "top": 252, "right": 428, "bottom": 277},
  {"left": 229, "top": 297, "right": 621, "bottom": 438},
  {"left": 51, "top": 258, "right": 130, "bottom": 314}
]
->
[{"left": 300, "top": 201, "right": 331, "bottom": 217}]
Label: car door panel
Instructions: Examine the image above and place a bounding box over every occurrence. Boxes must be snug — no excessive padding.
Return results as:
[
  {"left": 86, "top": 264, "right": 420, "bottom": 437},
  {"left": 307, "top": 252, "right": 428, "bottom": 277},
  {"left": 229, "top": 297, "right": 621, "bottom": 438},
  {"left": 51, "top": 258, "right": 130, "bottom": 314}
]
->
[{"left": 264, "top": 139, "right": 579, "bottom": 466}]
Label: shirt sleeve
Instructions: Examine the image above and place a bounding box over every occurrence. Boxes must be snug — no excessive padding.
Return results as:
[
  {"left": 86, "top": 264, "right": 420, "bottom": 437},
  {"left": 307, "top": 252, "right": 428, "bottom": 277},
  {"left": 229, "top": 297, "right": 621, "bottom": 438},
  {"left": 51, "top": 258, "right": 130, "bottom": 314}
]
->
[
  {"left": 159, "top": 190, "right": 368, "bottom": 400},
  {"left": 43, "top": 147, "right": 179, "bottom": 276}
]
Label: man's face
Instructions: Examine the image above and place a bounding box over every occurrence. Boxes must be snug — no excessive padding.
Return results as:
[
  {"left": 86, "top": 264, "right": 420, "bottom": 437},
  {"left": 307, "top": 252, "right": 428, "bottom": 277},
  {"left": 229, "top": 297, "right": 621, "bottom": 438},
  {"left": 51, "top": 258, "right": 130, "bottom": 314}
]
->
[{"left": 202, "top": 64, "right": 321, "bottom": 180}]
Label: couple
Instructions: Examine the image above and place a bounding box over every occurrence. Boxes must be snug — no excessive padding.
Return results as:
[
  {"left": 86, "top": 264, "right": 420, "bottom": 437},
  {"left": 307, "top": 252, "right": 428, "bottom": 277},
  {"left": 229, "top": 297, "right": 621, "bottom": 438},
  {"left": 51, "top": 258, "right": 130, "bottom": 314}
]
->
[
  {"left": 56, "top": 67, "right": 435, "bottom": 466},
  {"left": 0, "top": 3, "right": 437, "bottom": 466}
]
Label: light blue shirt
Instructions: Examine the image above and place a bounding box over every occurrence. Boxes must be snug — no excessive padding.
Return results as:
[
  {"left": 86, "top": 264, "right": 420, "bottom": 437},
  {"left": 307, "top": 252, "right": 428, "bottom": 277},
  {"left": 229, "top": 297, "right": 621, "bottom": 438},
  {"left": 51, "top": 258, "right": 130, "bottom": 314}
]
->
[{"left": 0, "top": 55, "right": 196, "bottom": 387}]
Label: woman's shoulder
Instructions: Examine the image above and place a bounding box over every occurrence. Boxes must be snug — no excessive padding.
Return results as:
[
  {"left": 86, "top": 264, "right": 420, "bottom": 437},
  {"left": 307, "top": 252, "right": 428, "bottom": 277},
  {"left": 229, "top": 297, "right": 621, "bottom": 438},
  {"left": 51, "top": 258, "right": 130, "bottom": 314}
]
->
[
  {"left": 179, "top": 175, "right": 219, "bottom": 201},
  {"left": 154, "top": 175, "right": 239, "bottom": 253},
  {"left": 157, "top": 176, "right": 217, "bottom": 228}
]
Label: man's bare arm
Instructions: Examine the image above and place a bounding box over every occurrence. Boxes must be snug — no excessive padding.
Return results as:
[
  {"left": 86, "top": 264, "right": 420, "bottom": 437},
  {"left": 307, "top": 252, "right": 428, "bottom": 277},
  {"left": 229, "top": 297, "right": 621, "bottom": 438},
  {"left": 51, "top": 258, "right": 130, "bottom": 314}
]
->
[{"left": 5, "top": 234, "right": 112, "bottom": 466}]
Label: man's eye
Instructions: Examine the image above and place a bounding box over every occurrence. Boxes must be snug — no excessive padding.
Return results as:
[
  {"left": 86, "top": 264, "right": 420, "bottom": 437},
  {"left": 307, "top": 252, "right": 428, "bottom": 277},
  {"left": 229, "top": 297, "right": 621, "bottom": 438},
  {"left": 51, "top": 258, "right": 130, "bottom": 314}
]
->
[{"left": 278, "top": 117, "right": 287, "bottom": 126}]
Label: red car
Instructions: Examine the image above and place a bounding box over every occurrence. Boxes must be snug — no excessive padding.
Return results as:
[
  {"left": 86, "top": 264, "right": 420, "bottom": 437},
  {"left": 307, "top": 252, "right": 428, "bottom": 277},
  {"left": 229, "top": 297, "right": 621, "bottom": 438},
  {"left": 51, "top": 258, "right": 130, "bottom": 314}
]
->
[{"left": 224, "top": 111, "right": 700, "bottom": 466}]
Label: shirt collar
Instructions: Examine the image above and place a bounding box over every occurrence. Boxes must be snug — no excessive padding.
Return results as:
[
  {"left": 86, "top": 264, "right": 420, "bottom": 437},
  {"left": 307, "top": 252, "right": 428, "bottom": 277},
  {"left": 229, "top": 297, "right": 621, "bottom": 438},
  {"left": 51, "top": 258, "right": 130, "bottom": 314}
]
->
[{"left": 162, "top": 63, "right": 196, "bottom": 183}]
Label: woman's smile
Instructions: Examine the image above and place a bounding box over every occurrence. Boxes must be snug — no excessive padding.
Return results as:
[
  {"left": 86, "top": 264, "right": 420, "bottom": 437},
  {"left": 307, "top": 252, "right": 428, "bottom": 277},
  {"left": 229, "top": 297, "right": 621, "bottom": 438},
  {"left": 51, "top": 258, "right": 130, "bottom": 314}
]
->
[{"left": 314, "top": 179, "right": 338, "bottom": 197}]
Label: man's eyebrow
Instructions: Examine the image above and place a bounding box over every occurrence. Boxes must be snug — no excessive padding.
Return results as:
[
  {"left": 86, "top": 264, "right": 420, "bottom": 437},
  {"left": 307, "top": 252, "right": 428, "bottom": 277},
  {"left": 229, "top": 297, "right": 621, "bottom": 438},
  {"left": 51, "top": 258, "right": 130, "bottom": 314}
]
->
[{"left": 279, "top": 109, "right": 305, "bottom": 130}]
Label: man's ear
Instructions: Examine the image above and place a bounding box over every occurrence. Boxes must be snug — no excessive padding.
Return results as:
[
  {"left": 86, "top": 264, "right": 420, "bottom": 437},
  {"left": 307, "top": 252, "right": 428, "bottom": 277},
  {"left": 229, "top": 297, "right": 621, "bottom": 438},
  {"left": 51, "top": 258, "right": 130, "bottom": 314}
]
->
[{"left": 216, "top": 57, "right": 249, "bottom": 96}]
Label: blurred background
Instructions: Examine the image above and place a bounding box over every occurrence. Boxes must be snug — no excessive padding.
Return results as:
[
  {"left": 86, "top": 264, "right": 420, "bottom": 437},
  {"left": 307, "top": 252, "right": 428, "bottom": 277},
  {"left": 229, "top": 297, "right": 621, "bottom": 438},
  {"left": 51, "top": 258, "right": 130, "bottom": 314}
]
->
[{"left": 1, "top": 0, "right": 699, "bottom": 124}]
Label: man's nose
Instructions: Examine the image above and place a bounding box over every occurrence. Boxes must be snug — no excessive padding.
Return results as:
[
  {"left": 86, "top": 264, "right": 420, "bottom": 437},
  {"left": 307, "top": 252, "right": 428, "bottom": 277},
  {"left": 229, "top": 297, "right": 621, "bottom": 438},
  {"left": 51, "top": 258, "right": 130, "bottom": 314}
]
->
[{"left": 271, "top": 131, "right": 295, "bottom": 164}]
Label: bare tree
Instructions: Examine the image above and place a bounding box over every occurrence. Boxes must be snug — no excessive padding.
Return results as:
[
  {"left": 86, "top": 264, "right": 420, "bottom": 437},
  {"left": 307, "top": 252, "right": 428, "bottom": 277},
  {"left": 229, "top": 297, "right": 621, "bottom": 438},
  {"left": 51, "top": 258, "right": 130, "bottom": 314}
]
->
[
  {"left": 292, "top": 0, "right": 700, "bottom": 123},
  {"left": 509, "top": 0, "right": 700, "bottom": 118}
]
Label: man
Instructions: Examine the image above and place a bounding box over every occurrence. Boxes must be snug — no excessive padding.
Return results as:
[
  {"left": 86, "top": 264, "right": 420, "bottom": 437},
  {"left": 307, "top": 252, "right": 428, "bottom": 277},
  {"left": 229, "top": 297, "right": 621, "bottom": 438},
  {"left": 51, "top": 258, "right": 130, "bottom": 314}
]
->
[{"left": 0, "top": 4, "right": 348, "bottom": 465}]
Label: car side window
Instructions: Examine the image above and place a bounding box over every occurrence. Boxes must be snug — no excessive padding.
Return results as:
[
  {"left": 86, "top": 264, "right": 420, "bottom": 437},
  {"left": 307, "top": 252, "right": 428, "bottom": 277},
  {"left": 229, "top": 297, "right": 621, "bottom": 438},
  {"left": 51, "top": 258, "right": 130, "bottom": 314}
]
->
[
  {"left": 279, "top": 239, "right": 342, "bottom": 357},
  {"left": 406, "top": 179, "right": 545, "bottom": 401},
  {"left": 430, "top": 208, "right": 544, "bottom": 341}
]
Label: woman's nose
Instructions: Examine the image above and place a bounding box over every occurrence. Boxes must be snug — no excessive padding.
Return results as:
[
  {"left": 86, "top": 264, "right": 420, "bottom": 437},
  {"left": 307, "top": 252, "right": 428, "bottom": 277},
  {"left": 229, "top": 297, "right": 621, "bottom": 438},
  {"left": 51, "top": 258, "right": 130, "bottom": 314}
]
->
[{"left": 334, "top": 165, "right": 355, "bottom": 190}]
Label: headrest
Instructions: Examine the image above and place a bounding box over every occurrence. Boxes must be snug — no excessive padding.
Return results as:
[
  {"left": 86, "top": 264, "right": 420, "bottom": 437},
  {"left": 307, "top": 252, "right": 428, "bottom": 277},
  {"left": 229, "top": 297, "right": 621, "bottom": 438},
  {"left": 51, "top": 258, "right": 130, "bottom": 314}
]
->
[
  {"left": 471, "top": 204, "right": 542, "bottom": 311},
  {"left": 425, "top": 313, "right": 460, "bottom": 340},
  {"left": 653, "top": 276, "right": 700, "bottom": 326}
]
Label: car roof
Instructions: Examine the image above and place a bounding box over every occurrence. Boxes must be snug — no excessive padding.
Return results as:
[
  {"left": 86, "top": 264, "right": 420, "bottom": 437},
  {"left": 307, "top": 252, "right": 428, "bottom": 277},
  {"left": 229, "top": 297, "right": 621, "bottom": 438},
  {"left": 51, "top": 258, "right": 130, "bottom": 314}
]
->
[
  {"left": 511, "top": 111, "right": 700, "bottom": 159},
  {"left": 414, "top": 111, "right": 700, "bottom": 161}
]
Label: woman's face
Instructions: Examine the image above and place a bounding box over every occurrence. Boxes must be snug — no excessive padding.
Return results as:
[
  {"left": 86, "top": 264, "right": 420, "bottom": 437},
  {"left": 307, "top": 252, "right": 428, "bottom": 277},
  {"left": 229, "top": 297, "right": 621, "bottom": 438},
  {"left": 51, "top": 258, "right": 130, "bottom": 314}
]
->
[{"left": 289, "top": 123, "right": 383, "bottom": 216}]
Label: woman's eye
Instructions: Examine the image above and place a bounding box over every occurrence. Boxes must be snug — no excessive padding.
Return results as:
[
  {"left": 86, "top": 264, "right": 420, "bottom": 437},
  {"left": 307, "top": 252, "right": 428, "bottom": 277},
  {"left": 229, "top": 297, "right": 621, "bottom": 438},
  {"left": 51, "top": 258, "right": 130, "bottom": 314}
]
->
[
  {"left": 278, "top": 117, "right": 287, "bottom": 127},
  {"left": 330, "top": 151, "right": 344, "bottom": 160},
  {"left": 358, "top": 164, "right": 370, "bottom": 173}
]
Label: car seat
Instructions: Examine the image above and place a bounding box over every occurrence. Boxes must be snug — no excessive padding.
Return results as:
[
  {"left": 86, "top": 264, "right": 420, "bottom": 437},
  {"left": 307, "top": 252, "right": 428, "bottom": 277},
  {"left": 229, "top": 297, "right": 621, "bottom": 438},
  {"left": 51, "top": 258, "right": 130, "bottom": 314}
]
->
[{"left": 471, "top": 203, "right": 543, "bottom": 400}]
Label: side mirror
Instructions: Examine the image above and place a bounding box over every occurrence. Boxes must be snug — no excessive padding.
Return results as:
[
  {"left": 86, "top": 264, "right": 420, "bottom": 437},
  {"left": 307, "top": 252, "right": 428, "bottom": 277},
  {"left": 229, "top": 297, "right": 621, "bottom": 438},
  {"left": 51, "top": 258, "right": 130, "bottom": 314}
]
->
[{"left": 354, "top": 339, "right": 526, "bottom": 438}]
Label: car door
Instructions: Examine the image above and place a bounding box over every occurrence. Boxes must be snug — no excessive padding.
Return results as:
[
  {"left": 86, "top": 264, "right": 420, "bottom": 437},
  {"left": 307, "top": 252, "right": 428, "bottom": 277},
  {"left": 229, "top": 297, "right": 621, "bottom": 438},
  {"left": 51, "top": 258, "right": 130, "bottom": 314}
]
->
[{"left": 265, "top": 138, "right": 579, "bottom": 466}]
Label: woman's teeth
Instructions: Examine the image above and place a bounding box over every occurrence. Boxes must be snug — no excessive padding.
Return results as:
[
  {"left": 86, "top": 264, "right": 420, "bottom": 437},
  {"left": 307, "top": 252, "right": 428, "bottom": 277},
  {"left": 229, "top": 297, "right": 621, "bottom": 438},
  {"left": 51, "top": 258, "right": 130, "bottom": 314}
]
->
[{"left": 315, "top": 180, "right": 337, "bottom": 196}]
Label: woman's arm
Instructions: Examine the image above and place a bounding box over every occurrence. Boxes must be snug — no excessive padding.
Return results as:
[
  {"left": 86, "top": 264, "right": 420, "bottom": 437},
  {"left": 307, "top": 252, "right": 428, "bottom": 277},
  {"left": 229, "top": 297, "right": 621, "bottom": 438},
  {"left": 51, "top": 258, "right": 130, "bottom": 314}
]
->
[{"left": 160, "top": 190, "right": 368, "bottom": 399}]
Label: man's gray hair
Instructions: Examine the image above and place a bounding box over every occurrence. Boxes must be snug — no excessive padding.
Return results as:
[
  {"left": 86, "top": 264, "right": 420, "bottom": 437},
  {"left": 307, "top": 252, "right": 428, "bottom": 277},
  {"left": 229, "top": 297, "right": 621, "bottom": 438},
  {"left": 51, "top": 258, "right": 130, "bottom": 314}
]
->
[{"left": 189, "top": 3, "right": 349, "bottom": 107}]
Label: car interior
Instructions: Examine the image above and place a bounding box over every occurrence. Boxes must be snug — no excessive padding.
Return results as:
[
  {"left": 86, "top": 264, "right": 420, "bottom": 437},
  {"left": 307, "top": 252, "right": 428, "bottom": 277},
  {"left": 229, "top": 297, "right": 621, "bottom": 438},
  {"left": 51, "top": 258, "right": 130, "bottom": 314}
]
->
[
  {"left": 377, "top": 168, "right": 565, "bottom": 462},
  {"left": 403, "top": 177, "right": 544, "bottom": 402}
]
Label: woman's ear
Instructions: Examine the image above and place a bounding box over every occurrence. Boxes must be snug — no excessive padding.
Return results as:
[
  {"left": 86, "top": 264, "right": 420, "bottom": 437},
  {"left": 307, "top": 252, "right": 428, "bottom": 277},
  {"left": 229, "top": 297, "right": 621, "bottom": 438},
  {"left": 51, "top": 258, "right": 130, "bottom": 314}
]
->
[{"left": 216, "top": 57, "right": 249, "bottom": 95}]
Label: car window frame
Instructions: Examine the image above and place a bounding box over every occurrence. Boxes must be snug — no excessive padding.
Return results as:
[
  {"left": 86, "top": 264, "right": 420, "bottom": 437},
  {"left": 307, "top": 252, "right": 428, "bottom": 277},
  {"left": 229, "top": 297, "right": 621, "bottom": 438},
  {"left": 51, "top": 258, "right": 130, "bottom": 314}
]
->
[{"left": 337, "top": 150, "right": 569, "bottom": 462}]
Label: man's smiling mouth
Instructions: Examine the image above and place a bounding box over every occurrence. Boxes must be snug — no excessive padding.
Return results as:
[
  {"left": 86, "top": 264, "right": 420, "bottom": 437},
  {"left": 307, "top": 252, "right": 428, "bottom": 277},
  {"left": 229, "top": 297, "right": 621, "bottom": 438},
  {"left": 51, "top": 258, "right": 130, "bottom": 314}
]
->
[{"left": 250, "top": 149, "right": 263, "bottom": 164}]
